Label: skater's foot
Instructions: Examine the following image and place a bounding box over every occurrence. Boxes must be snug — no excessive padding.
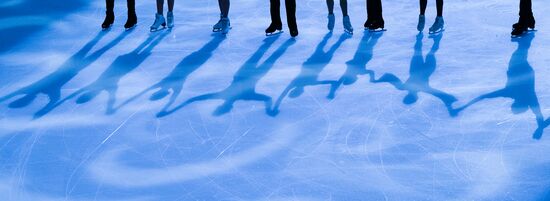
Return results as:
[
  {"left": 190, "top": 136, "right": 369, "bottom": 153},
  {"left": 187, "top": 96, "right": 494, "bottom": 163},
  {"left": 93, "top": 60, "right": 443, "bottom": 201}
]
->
[
  {"left": 266, "top": 22, "right": 283, "bottom": 36},
  {"left": 327, "top": 14, "right": 335, "bottom": 31},
  {"left": 343, "top": 15, "right": 353, "bottom": 34},
  {"left": 511, "top": 24, "right": 529, "bottom": 37},
  {"left": 368, "top": 19, "right": 385, "bottom": 32},
  {"left": 102, "top": 11, "right": 115, "bottom": 30},
  {"left": 429, "top": 16, "right": 444, "bottom": 34},
  {"left": 124, "top": 11, "right": 137, "bottom": 30},
  {"left": 290, "top": 29, "right": 299, "bottom": 37},
  {"left": 364, "top": 18, "right": 373, "bottom": 29},
  {"left": 150, "top": 13, "right": 166, "bottom": 32},
  {"left": 417, "top": 15, "right": 425, "bottom": 32},
  {"left": 167, "top": 11, "right": 174, "bottom": 28},
  {"left": 220, "top": 17, "right": 231, "bottom": 35}
]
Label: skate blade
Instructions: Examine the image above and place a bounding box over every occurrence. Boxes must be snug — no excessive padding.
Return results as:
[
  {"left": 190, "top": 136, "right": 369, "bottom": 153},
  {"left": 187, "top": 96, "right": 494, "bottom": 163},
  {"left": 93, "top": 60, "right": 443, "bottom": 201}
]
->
[
  {"left": 344, "top": 29, "right": 354, "bottom": 35},
  {"left": 150, "top": 26, "right": 166, "bottom": 32},
  {"left": 101, "top": 24, "right": 113, "bottom": 31},
  {"left": 125, "top": 25, "right": 137, "bottom": 31},
  {"left": 213, "top": 28, "right": 222, "bottom": 32},
  {"left": 367, "top": 28, "right": 386, "bottom": 32},
  {"left": 429, "top": 28, "right": 445, "bottom": 34},
  {"left": 266, "top": 30, "right": 283, "bottom": 37}
]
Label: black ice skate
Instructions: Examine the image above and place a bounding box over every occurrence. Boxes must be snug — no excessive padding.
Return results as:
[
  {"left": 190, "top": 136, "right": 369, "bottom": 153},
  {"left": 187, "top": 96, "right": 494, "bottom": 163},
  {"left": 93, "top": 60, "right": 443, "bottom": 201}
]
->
[
  {"left": 102, "top": 11, "right": 115, "bottom": 30},
  {"left": 124, "top": 11, "right": 138, "bottom": 30},
  {"left": 266, "top": 22, "right": 283, "bottom": 36},
  {"left": 511, "top": 16, "right": 536, "bottom": 38}
]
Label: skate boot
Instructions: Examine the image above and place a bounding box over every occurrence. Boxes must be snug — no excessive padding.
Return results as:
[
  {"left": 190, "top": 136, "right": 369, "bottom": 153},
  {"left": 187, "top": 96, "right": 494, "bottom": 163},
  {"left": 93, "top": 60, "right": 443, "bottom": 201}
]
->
[
  {"left": 429, "top": 16, "right": 444, "bottom": 34},
  {"left": 512, "top": 15, "right": 535, "bottom": 38},
  {"left": 220, "top": 17, "right": 231, "bottom": 34},
  {"left": 102, "top": 11, "right": 115, "bottom": 30},
  {"left": 167, "top": 11, "right": 174, "bottom": 28},
  {"left": 417, "top": 14, "right": 425, "bottom": 32},
  {"left": 327, "top": 14, "right": 335, "bottom": 31},
  {"left": 212, "top": 14, "right": 224, "bottom": 32},
  {"left": 343, "top": 15, "right": 353, "bottom": 35},
  {"left": 289, "top": 22, "right": 299, "bottom": 37},
  {"left": 124, "top": 11, "right": 137, "bottom": 30},
  {"left": 265, "top": 22, "right": 283, "bottom": 36},
  {"left": 150, "top": 13, "right": 166, "bottom": 32},
  {"left": 368, "top": 19, "right": 385, "bottom": 32}
]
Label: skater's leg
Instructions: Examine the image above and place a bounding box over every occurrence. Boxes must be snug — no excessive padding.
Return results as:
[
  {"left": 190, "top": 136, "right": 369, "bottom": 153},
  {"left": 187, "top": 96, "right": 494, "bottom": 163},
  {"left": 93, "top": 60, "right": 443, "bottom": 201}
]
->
[
  {"left": 270, "top": 0, "right": 282, "bottom": 25},
  {"left": 219, "top": 0, "right": 230, "bottom": 18},
  {"left": 436, "top": 0, "right": 443, "bottom": 16},
  {"left": 519, "top": 0, "right": 533, "bottom": 19},
  {"left": 340, "top": 0, "right": 348, "bottom": 16},
  {"left": 419, "top": 0, "right": 427, "bottom": 15},
  {"left": 127, "top": 0, "right": 136, "bottom": 13},
  {"left": 326, "top": 0, "right": 334, "bottom": 15},
  {"left": 376, "top": 0, "right": 383, "bottom": 20},
  {"left": 167, "top": 0, "right": 174, "bottom": 12},
  {"left": 156, "top": 0, "right": 164, "bottom": 14},
  {"left": 285, "top": 0, "right": 298, "bottom": 36},
  {"left": 106, "top": 0, "right": 114, "bottom": 12}
]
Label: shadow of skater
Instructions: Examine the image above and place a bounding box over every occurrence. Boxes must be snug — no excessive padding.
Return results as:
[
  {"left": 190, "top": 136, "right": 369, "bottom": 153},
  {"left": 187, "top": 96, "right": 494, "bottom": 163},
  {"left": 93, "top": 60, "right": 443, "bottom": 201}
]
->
[
  {"left": 328, "top": 31, "right": 382, "bottom": 99},
  {"left": 454, "top": 33, "right": 544, "bottom": 139},
  {"left": 272, "top": 32, "right": 350, "bottom": 115},
  {"left": 0, "top": 31, "right": 129, "bottom": 119},
  {"left": 158, "top": 36, "right": 296, "bottom": 117},
  {"left": 372, "top": 33, "right": 457, "bottom": 114},
  {"left": 54, "top": 32, "right": 168, "bottom": 116},
  {"left": 114, "top": 35, "right": 226, "bottom": 113}
]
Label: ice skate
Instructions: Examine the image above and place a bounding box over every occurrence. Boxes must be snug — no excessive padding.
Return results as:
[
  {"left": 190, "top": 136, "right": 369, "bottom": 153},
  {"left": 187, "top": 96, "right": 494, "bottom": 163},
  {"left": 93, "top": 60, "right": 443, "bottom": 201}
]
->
[
  {"left": 343, "top": 15, "right": 353, "bottom": 35},
  {"left": 265, "top": 22, "right": 283, "bottom": 36},
  {"left": 102, "top": 11, "right": 114, "bottom": 30},
  {"left": 212, "top": 14, "right": 224, "bottom": 32},
  {"left": 289, "top": 23, "right": 299, "bottom": 37},
  {"left": 166, "top": 11, "right": 174, "bottom": 28},
  {"left": 124, "top": 11, "right": 137, "bottom": 30},
  {"left": 220, "top": 17, "right": 231, "bottom": 34},
  {"left": 512, "top": 16, "right": 536, "bottom": 38},
  {"left": 368, "top": 19, "right": 386, "bottom": 32},
  {"left": 327, "top": 14, "right": 335, "bottom": 31},
  {"left": 429, "top": 16, "right": 444, "bottom": 34},
  {"left": 417, "top": 15, "right": 425, "bottom": 32},
  {"left": 364, "top": 19, "right": 373, "bottom": 30},
  {"left": 150, "top": 13, "right": 166, "bottom": 32}
]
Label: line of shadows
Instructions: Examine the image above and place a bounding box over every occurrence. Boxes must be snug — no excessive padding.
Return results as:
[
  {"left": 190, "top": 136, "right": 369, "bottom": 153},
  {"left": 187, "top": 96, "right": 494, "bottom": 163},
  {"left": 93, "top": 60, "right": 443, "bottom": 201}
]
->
[
  {"left": 0, "top": 30, "right": 131, "bottom": 119},
  {"left": 454, "top": 33, "right": 545, "bottom": 139},
  {"left": 272, "top": 32, "right": 351, "bottom": 115},
  {"left": 40, "top": 31, "right": 169, "bottom": 117},
  {"left": 157, "top": 35, "right": 296, "bottom": 117},
  {"left": 371, "top": 33, "right": 457, "bottom": 114},
  {"left": 114, "top": 34, "right": 227, "bottom": 114}
]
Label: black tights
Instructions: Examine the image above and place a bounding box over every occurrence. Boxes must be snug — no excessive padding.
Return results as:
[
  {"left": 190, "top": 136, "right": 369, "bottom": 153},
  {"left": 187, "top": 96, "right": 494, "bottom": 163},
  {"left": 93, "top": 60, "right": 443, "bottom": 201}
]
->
[
  {"left": 270, "top": 0, "right": 297, "bottom": 27},
  {"left": 419, "top": 0, "right": 443, "bottom": 16},
  {"left": 106, "top": 0, "right": 135, "bottom": 13},
  {"left": 519, "top": 0, "right": 533, "bottom": 19},
  {"left": 218, "top": 0, "right": 230, "bottom": 18},
  {"left": 366, "top": 0, "right": 382, "bottom": 21},
  {"left": 327, "top": 0, "right": 348, "bottom": 16}
]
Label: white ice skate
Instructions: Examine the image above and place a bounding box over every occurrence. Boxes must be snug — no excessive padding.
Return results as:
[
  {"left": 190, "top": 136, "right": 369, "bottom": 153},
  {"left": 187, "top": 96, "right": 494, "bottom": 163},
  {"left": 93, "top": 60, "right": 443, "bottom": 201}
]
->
[
  {"left": 429, "top": 16, "right": 444, "bottom": 34},
  {"left": 343, "top": 15, "right": 353, "bottom": 35},
  {"left": 150, "top": 13, "right": 166, "bottom": 32}
]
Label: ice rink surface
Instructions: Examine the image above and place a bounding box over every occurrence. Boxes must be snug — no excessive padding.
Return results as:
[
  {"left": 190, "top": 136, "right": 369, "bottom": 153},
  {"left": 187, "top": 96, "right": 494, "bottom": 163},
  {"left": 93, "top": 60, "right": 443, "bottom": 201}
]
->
[{"left": 1, "top": 0, "right": 550, "bottom": 200}]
